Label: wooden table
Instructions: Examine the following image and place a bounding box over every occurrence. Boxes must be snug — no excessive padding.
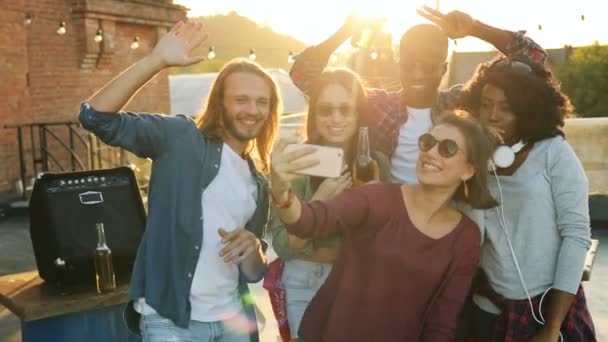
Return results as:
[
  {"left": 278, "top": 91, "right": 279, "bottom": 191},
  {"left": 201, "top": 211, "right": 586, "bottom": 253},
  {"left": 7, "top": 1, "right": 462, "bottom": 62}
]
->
[{"left": 0, "top": 271, "right": 138, "bottom": 342}]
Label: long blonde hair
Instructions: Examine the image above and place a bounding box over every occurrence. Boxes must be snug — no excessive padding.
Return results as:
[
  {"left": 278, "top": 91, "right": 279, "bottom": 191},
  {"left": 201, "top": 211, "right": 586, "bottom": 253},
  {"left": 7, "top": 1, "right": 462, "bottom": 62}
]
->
[{"left": 195, "top": 58, "right": 281, "bottom": 172}]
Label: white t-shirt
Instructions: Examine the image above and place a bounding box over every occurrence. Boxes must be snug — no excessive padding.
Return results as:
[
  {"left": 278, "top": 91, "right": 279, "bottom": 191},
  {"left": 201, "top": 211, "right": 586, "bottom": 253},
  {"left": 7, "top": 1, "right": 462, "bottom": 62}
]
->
[
  {"left": 135, "top": 143, "right": 258, "bottom": 322},
  {"left": 390, "top": 107, "right": 433, "bottom": 184},
  {"left": 190, "top": 143, "right": 258, "bottom": 321}
]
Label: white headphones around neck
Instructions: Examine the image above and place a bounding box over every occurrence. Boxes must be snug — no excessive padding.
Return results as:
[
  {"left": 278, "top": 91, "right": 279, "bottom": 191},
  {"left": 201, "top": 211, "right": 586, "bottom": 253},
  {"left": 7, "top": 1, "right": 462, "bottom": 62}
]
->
[
  {"left": 490, "top": 143, "right": 564, "bottom": 342},
  {"left": 489, "top": 141, "right": 526, "bottom": 170}
]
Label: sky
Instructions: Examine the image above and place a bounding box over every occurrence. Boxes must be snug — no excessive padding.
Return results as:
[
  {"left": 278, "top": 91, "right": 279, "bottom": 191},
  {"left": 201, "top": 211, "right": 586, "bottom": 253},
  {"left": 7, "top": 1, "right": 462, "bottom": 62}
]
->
[{"left": 174, "top": 0, "right": 607, "bottom": 52}]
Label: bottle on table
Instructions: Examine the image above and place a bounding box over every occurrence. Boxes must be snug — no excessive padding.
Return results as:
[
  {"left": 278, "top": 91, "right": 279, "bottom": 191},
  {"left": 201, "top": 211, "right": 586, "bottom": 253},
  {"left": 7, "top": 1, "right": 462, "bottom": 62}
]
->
[{"left": 94, "top": 222, "right": 116, "bottom": 293}]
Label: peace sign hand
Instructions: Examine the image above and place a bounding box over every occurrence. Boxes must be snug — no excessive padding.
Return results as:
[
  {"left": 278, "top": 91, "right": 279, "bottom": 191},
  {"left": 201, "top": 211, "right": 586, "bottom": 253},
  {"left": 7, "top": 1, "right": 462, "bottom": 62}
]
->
[{"left": 416, "top": 5, "right": 476, "bottom": 39}]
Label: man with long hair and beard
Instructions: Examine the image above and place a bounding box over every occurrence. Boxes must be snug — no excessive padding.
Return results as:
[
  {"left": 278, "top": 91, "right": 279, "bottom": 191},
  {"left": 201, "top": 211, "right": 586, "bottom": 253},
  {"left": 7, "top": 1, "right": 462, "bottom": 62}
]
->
[{"left": 78, "top": 20, "right": 279, "bottom": 342}]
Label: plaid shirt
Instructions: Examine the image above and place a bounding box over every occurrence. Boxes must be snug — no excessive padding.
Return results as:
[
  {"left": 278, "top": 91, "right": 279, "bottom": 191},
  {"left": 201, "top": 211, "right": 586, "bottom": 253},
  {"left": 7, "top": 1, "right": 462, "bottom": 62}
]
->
[
  {"left": 263, "top": 258, "right": 291, "bottom": 342},
  {"left": 475, "top": 271, "right": 596, "bottom": 342},
  {"left": 290, "top": 31, "right": 547, "bottom": 157}
]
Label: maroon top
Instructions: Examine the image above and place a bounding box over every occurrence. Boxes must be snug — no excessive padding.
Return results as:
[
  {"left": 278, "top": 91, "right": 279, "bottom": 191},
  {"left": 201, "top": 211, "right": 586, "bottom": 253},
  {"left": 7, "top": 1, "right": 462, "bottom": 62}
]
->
[{"left": 286, "top": 183, "right": 481, "bottom": 342}]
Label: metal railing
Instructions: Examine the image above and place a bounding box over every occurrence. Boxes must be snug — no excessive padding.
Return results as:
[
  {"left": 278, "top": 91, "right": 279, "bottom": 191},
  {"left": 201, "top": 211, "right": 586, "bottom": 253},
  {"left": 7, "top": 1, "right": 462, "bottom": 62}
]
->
[{"left": 3, "top": 122, "right": 126, "bottom": 199}]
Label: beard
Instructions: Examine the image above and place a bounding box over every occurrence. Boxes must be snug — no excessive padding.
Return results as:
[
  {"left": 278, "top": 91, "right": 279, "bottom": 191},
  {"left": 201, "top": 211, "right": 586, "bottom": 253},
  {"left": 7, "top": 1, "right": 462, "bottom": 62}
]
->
[
  {"left": 400, "top": 80, "right": 440, "bottom": 107},
  {"left": 223, "top": 113, "right": 265, "bottom": 142}
]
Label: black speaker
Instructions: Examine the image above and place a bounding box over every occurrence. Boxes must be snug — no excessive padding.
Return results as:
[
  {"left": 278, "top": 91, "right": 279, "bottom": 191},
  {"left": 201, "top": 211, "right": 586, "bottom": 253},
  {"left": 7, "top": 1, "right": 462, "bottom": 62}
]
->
[{"left": 29, "top": 166, "right": 146, "bottom": 288}]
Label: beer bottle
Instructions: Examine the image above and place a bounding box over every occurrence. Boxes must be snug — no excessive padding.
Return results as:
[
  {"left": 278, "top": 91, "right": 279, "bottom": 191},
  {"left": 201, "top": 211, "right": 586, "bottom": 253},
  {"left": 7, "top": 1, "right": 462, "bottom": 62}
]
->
[
  {"left": 351, "top": 17, "right": 385, "bottom": 49},
  {"left": 353, "top": 127, "right": 378, "bottom": 184},
  {"left": 351, "top": 26, "right": 375, "bottom": 49},
  {"left": 94, "top": 223, "right": 116, "bottom": 293}
]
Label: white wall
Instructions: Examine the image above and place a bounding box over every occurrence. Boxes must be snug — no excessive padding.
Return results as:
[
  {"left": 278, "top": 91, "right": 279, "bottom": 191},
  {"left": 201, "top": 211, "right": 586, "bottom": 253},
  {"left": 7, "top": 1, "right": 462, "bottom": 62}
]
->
[{"left": 564, "top": 117, "right": 608, "bottom": 194}]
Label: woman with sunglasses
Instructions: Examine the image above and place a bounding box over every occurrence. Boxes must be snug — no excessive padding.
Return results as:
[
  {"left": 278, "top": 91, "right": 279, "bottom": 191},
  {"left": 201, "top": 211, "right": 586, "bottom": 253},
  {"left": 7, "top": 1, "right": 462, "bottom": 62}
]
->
[
  {"left": 266, "top": 68, "right": 391, "bottom": 341},
  {"left": 269, "top": 111, "right": 497, "bottom": 341},
  {"left": 458, "top": 57, "right": 596, "bottom": 341}
]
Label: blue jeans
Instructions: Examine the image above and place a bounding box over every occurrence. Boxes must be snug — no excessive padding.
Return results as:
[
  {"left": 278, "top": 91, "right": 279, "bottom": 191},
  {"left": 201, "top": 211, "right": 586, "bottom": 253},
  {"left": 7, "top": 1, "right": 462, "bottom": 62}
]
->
[
  {"left": 282, "top": 259, "right": 333, "bottom": 338},
  {"left": 139, "top": 313, "right": 251, "bottom": 342}
]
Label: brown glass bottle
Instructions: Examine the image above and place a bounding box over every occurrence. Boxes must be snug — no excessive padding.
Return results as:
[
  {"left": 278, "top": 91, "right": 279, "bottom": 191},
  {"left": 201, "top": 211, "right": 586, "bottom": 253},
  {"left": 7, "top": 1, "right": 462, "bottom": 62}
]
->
[
  {"left": 351, "top": 26, "right": 375, "bottom": 49},
  {"left": 350, "top": 17, "right": 385, "bottom": 49},
  {"left": 353, "top": 127, "right": 377, "bottom": 183},
  {"left": 94, "top": 223, "right": 116, "bottom": 293}
]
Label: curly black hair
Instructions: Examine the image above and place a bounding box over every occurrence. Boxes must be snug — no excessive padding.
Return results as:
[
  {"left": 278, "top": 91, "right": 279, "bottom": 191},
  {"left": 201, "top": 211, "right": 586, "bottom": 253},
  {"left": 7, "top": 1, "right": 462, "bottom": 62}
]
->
[{"left": 461, "top": 56, "right": 575, "bottom": 143}]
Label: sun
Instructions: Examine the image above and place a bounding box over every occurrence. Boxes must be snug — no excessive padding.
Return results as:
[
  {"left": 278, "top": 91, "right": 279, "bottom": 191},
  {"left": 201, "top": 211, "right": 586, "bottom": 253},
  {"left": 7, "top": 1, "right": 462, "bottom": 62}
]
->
[{"left": 175, "top": 0, "right": 606, "bottom": 50}]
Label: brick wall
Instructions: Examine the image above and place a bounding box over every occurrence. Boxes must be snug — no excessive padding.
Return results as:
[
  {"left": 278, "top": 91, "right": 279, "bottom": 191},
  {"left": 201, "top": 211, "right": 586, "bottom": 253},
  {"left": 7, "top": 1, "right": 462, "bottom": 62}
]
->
[
  {"left": 0, "top": 0, "right": 185, "bottom": 196},
  {"left": 0, "top": 0, "right": 30, "bottom": 193}
]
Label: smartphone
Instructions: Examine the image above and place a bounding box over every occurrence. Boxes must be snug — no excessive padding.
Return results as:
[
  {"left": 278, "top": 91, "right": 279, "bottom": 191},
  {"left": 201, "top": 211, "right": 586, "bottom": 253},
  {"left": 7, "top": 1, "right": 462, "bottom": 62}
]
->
[{"left": 283, "top": 144, "right": 344, "bottom": 178}]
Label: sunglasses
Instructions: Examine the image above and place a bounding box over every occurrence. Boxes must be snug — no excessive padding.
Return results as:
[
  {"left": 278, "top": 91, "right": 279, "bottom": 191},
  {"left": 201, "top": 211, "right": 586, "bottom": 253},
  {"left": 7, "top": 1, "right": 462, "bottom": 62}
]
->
[
  {"left": 418, "top": 133, "right": 461, "bottom": 158},
  {"left": 315, "top": 104, "right": 355, "bottom": 117}
]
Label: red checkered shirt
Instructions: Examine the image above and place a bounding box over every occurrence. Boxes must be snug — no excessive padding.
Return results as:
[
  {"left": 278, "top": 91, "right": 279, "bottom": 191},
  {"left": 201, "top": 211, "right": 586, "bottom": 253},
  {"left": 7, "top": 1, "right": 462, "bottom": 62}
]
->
[{"left": 290, "top": 31, "right": 547, "bottom": 157}]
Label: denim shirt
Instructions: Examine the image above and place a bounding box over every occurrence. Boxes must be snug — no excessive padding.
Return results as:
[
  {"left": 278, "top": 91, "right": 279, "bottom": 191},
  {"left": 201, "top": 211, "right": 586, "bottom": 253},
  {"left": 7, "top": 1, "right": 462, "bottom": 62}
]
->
[{"left": 78, "top": 102, "right": 269, "bottom": 340}]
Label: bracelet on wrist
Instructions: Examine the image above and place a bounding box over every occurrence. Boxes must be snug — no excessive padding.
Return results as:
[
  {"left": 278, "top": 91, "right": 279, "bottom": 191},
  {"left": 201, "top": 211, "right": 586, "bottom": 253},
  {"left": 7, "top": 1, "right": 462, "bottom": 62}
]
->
[{"left": 270, "top": 188, "right": 295, "bottom": 209}]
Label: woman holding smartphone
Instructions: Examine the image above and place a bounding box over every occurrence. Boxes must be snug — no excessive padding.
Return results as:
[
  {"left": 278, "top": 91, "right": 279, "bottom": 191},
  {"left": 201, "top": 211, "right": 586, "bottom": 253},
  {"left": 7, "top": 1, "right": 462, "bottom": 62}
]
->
[
  {"left": 270, "top": 111, "right": 497, "bottom": 341},
  {"left": 267, "top": 68, "right": 390, "bottom": 341}
]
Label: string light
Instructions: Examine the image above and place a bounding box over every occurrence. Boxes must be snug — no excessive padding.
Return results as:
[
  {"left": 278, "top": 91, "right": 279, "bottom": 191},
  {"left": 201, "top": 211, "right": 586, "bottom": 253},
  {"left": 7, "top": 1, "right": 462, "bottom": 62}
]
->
[
  {"left": 94, "top": 29, "right": 103, "bottom": 43},
  {"left": 130, "top": 36, "right": 140, "bottom": 50},
  {"left": 24, "top": 13, "right": 601, "bottom": 59},
  {"left": 57, "top": 21, "right": 66, "bottom": 35}
]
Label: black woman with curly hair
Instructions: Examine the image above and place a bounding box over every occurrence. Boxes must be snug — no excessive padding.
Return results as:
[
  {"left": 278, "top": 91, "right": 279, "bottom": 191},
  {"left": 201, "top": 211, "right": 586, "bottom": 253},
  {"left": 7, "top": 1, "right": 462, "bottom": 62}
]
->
[{"left": 459, "top": 56, "right": 597, "bottom": 342}]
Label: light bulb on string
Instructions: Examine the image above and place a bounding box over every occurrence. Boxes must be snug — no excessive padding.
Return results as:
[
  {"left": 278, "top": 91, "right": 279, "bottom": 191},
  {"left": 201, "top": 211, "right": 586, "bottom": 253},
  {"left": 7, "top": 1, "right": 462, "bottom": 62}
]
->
[
  {"left": 130, "top": 36, "right": 140, "bottom": 50},
  {"left": 94, "top": 29, "right": 103, "bottom": 43},
  {"left": 208, "top": 45, "right": 216, "bottom": 60},
  {"left": 57, "top": 21, "right": 66, "bottom": 35},
  {"left": 249, "top": 48, "right": 256, "bottom": 61},
  {"left": 24, "top": 13, "right": 32, "bottom": 26},
  {"left": 581, "top": 14, "right": 585, "bottom": 21},
  {"left": 288, "top": 51, "right": 295, "bottom": 63},
  {"left": 370, "top": 50, "right": 378, "bottom": 60},
  {"left": 537, "top": 24, "right": 542, "bottom": 31}
]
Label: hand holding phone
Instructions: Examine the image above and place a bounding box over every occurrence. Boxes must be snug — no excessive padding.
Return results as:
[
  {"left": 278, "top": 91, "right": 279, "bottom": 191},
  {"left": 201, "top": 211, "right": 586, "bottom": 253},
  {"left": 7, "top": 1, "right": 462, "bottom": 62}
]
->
[
  {"left": 271, "top": 138, "right": 318, "bottom": 197},
  {"left": 283, "top": 144, "right": 344, "bottom": 178}
]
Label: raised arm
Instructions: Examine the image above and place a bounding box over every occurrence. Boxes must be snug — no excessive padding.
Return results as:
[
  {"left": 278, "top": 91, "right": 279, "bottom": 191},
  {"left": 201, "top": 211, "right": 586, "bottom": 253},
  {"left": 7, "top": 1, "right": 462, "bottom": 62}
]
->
[
  {"left": 89, "top": 21, "right": 207, "bottom": 113},
  {"left": 289, "top": 16, "right": 362, "bottom": 95},
  {"left": 79, "top": 21, "right": 208, "bottom": 159},
  {"left": 417, "top": 6, "right": 547, "bottom": 65}
]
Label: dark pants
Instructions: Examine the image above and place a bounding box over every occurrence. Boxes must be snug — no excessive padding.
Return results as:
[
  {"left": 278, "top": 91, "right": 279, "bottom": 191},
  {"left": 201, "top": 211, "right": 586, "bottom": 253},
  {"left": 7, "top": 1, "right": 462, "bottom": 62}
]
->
[
  {"left": 471, "top": 304, "right": 498, "bottom": 342},
  {"left": 455, "top": 295, "right": 498, "bottom": 342}
]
